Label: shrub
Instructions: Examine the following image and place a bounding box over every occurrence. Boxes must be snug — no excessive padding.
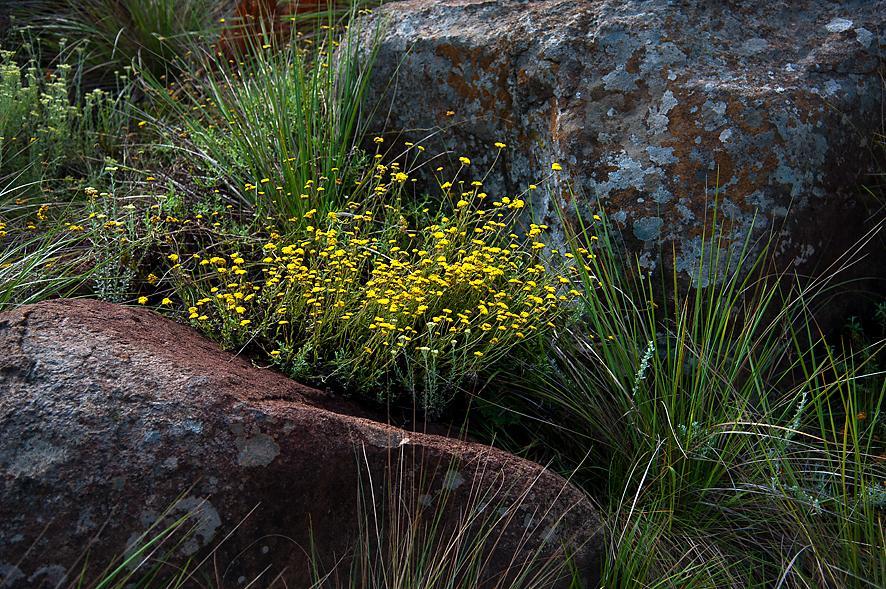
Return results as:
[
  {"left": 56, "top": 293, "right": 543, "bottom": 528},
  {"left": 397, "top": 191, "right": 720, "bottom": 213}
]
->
[
  {"left": 0, "top": 45, "right": 129, "bottom": 197},
  {"left": 0, "top": 43, "right": 138, "bottom": 310},
  {"left": 154, "top": 157, "right": 581, "bottom": 414}
]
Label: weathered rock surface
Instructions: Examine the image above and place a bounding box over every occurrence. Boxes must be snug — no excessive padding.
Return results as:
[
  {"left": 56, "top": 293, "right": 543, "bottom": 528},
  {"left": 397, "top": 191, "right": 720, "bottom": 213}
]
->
[
  {"left": 359, "top": 0, "right": 884, "bottom": 297},
  {"left": 0, "top": 299, "right": 601, "bottom": 587}
]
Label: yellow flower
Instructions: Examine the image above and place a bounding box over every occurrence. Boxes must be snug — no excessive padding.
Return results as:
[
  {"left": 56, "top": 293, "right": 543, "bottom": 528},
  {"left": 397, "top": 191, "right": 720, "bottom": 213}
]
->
[
  {"left": 137, "top": 296, "right": 148, "bottom": 305},
  {"left": 239, "top": 319, "right": 251, "bottom": 326},
  {"left": 459, "top": 156, "right": 471, "bottom": 166},
  {"left": 161, "top": 297, "right": 172, "bottom": 305},
  {"left": 494, "top": 142, "right": 506, "bottom": 149},
  {"left": 551, "top": 162, "right": 563, "bottom": 171}
]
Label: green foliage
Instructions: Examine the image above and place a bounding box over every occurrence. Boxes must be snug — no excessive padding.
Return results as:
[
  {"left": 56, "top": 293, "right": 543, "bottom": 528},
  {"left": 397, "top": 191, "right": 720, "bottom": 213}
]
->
[
  {"left": 0, "top": 222, "right": 93, "bottom": 309},
  {"left": 143, "top": 10, "right": 379, "bottom": 220},
  {"left": 0, "top": 43, "right": 137, "bottom": 310},
  {"left": 482, "top": 202, "right": 885, "bottom": 587},
  {"left": 13, "top": 0, "right": 228, "bottom": 81},
  {"left": 0, "top": 46, "right": 129, "bottom": 195}
]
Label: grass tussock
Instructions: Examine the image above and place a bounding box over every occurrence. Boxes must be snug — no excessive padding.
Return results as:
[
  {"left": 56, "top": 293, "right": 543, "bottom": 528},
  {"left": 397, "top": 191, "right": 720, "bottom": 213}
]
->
[{"left": 479, "top": 200, "right": 885, "bottom": 587}]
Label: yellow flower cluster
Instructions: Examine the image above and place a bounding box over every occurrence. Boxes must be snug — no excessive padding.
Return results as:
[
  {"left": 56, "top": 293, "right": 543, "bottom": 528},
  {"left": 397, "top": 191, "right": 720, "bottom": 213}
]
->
[{"left": 172, "top": 183, "right": 587, "bottom": 411}]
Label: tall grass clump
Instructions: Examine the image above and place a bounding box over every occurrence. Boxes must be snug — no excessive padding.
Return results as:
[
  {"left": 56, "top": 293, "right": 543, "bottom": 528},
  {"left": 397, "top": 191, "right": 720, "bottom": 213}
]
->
[
  {"left": 485, "top": 199, "right": 884, "bottom": 587},
  {"left": 12, "top": 0, "right": 229, "bottom": 81},
  {"left": 0, "top": 223, "right": 94, "bottom": 309},
  {"left": 144, "top": 6, "right": 379, "bottom": 220},
  {"left": 308, "top": 446, "right": 582, "bottom": 588}
]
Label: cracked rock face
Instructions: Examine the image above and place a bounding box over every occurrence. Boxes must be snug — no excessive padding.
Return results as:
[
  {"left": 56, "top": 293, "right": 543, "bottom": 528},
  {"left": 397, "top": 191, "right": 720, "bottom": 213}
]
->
[
  {"left": 358, "top": 0, "right": 884, "bottom": 314},
  {"left": 0, "top": 299, "right": 600, "bottom": 587}
]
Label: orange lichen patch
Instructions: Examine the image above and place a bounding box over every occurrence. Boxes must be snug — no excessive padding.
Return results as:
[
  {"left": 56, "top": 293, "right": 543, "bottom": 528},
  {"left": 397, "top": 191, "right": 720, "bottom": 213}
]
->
[
  {"left": 434, "top": 44, "right": 514, "bottom": 121},
  {"left": 658, "top": 88, "right": 780, "bottom": 224},
  {"left": 435, "top": 43, "right": 466, "bottom": 69},
  {"left": 624, "top": 49, "right": 643, "bottom": 75}
]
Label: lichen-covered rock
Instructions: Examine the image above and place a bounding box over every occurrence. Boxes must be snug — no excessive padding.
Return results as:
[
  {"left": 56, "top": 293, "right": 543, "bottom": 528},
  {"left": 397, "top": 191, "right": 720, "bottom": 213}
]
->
[
  {"left": 358, "top": 0, "right": 884, "bottom": 304},
  {"left": 0, "top": 299, "right": 600, "bottom": 587}
]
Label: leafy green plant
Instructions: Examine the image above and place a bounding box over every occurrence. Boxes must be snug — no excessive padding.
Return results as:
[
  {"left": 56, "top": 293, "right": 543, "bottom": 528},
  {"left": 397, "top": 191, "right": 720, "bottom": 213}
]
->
[
  {"left": 12, "top": 0, "right": 229, "bottom": 82},
  {"left": 482, "top": 200, "right": 884, "bottom": 587},
  {"left": 0, "top": 44, "right": 131, "bottom": 198},
  {"left": 143, "top": 5, "right": 380, "bottom": 220}
]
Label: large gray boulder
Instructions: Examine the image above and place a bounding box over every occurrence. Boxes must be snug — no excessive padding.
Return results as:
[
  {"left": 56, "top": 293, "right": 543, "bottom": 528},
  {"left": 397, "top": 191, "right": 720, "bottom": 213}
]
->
[
  {"left": 358, "top": 0, "right": 884, "bottom": 306},
  {"left": 0, "top": 299, "right": 601, "bottom": 588}
]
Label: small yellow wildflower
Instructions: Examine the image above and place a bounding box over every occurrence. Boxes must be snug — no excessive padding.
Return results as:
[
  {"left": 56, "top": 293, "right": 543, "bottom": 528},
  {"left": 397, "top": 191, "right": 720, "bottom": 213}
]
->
[
  {"left": 137, "top": 296, "right": 148, "bottom": 305},
  {"left": 551, "top": 162, "right": 563, "bottom": 171}
]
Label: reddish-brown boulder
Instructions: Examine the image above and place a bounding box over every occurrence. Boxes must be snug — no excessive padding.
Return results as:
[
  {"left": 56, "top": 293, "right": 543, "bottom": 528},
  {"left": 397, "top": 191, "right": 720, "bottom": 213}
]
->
[{"left": 0, "top": 299, "right": 600, "bottom": 587}]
